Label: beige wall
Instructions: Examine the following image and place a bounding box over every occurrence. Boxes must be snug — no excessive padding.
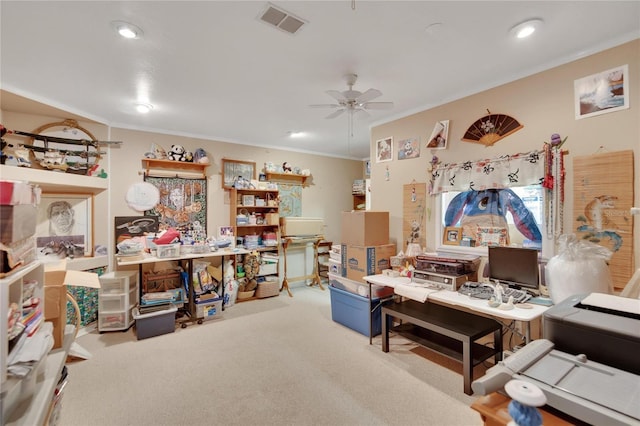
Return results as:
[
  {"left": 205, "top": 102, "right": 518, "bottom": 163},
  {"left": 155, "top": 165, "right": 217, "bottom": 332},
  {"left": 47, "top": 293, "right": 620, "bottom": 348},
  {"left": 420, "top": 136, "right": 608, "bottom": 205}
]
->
[
  {"left": 108, "top": 127, "right": 362, "bottom": 246},
  {"left": 371, "top": 40, "right": 639, "bottom": 268},
  {"left": 1, "top": 107, "right": 363, "bottom": 258}
]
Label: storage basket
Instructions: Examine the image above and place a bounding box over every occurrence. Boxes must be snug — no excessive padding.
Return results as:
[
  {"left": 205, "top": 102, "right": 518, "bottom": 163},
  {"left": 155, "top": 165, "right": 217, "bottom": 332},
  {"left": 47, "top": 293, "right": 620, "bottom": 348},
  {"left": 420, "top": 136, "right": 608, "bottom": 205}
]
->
[
  {"left": 237, "top": 290, "right": 255, "bottom": 300},
  {"left": 255, "top": 280, "right": 279, "bottom": 298}
]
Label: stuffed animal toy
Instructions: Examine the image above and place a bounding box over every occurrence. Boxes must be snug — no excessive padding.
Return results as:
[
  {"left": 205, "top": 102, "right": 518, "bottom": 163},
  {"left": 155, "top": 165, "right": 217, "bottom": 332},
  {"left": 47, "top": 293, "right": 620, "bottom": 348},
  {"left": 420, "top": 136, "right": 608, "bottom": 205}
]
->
[
  {"left": 164, "top": 144, "right": 193, "bottom": 162},
  {"left": 282, "top": 162, "right": 292, "bottom": 173},
  {"left": 168, "top": 144, "right": 189, "bottom": 161},
  {"left": 444, "top": 189, "right": 542, "bottom": 244},
  {"left": 145, "top": 143, "right": 167, "bottom": 160},
  {"left": 193, "top": 148, "right": 210, "bottom": 164}
]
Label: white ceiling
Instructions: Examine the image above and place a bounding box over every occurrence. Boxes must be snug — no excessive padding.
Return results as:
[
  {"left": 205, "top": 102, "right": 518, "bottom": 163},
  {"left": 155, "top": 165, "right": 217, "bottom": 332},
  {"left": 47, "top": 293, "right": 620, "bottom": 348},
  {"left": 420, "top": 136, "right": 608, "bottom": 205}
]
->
[{"left": 2, "top": 1, "right": 639, "bottom": 160}]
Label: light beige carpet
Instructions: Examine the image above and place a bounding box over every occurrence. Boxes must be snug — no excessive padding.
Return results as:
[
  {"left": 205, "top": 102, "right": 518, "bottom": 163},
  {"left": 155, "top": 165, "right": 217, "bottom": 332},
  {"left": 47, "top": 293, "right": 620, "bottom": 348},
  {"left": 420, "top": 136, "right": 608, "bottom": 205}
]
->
[{"left": 61, "top": 284, "right": 483, "bottom": 426}]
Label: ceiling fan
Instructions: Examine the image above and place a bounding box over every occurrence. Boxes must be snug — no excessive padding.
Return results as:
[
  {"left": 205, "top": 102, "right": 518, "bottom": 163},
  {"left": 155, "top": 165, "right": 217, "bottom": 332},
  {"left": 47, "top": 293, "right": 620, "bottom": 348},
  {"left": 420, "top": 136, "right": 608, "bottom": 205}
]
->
[{"left": 310, "top": 73, "right": 394, "bottom": 120}]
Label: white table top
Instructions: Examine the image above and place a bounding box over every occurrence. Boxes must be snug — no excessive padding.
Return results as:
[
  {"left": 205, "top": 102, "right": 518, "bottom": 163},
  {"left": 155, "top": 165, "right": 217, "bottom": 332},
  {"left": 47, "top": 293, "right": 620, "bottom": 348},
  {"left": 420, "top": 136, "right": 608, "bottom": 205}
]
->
[
  {"left": 363, "top": 274, "right": 549, "bottom": 322},
  {"left": 116, "top": 247, "right": 249, "bottom": 266}
]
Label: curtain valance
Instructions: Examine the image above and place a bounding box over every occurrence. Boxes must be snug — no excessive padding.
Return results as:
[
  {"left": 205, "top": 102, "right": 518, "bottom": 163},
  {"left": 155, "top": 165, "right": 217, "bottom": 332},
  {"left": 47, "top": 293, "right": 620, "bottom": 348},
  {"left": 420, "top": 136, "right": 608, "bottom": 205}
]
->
[{"left": 430, "top": 150, "right": 544, "bottom": 195}]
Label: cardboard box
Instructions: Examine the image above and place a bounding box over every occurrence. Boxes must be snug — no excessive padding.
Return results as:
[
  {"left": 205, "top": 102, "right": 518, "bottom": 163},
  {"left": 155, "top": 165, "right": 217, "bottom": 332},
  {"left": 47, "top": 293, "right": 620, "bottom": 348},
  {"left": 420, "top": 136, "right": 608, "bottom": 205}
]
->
[
  {"left": 341, "top": 211, "right": 389, "bottom": 246},
  {"left": 0, "top": 180, "right": 39, "bottom": 205},
  {"left": 0, "top": 204, "right": 37, "bottom": 244},
  {"left": 44, "top": 262, "right": 101, "bottom": 348},
  {"left": 265, "top": 212, "right": 279, "bottom": 225},
  {"left": 1, "top": 236, "right": 37, "bottom": 274},
  {"left": 340, "top": 243, "right": 396, "bottom": 283}
]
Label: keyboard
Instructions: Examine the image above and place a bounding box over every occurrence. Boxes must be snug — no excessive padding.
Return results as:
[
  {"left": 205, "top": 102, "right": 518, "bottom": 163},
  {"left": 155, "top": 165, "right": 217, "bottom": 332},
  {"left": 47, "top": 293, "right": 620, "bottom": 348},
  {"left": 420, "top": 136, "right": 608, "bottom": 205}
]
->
[{"left": 458, "top": 282, "right": 530, "bottom": 304}]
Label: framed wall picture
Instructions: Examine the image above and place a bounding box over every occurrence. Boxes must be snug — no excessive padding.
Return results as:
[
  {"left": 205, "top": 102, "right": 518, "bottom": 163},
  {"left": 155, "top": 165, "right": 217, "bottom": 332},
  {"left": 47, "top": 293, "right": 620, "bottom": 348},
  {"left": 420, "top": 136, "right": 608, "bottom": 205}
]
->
[
  {"left": 114, "top": 216, "right": 159, "bottom": 247},
  {"left": 476, "top": 226, "right": 508, "bottom": 247},
  {"left": 427, "top": 120, "right": 449, "bottom": 149},
  {"left": 376, "top": 137, "right": 393, "bottom": 163},
  {"left": 443, "top": 226, "right": 462, "bottom": 246},
  {"left": 574, "top": 64, "right": 629, "bottom": 119},
  {"left": 36, "top": 193, "right": 94, "bottom": 257},
  {"left": 397, "top": 138, "right": 420, "bottom": 160},
  {"left": 222, "top": 158, "right": 256, "bottom": 189}
]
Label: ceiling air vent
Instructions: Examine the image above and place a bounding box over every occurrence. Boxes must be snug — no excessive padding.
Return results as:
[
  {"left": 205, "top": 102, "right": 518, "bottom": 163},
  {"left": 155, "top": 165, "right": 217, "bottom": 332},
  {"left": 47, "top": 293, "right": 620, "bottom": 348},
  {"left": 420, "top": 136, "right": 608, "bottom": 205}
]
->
[{"left": 258, "top": 3, "right": 307, "bottom": 35}]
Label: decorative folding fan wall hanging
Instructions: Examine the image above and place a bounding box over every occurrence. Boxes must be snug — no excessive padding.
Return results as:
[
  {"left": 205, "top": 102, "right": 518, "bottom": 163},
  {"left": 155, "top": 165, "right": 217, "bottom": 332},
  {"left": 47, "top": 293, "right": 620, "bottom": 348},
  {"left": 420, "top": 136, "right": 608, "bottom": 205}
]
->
[{"left": 461, "top": 110, "right": 523, "bottom": 146}]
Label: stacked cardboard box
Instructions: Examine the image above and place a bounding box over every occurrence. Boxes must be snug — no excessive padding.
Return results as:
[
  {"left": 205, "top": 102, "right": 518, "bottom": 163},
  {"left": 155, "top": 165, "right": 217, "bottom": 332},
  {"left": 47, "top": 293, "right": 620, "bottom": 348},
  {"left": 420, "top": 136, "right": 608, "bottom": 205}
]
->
[
  {"left": 329, "top": 211, "right": 394, "bottom": 337},
  {"left": 339, "top": 211, "right": 395, "bottom": 283},
  {"left": 0, "top": 181, "right": 40, "bottom": 274}
]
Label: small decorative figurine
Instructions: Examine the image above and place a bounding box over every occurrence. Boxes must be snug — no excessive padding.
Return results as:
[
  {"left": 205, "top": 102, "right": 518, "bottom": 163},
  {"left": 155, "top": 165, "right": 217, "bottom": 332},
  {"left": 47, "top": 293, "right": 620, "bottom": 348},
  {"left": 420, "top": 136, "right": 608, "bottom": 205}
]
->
[{"left": 282, "top": 161, "right": 292, "bottom": 173}]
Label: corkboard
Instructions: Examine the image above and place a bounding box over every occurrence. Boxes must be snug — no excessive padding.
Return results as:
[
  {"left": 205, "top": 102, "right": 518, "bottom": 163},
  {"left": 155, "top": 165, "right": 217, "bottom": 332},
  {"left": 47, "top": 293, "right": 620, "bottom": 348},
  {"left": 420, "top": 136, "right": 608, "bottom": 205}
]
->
[
  {"left": 403, "top": 182, "right": 427, "bottom": 250},
  {"left": 573, "top": 150, "right": 634, "bottom": 290}
]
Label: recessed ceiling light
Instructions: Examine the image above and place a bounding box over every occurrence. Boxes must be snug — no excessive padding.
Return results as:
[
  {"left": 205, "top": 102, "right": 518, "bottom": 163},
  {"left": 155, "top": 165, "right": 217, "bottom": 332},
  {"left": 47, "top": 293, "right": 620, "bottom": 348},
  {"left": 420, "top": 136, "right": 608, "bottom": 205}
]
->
[
  {"left": 135, "top": 103, "right": 153, "bottom": 113},
  {"left": 287, "top": 131, "right": 305, "bottom": 138},
  {"left": 112, "top": 21, "right": 143, "bottom": 39},
  {"left": 509, "top": 18, "right": 543, "bottom": 39}
]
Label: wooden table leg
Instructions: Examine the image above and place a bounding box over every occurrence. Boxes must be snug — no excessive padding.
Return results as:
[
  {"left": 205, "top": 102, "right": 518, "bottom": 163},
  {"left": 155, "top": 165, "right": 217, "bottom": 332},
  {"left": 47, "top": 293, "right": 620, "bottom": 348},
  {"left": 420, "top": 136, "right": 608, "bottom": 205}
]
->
[
  {"left": 311, "top": 239, "right": 324, "bottom": 290},
  {"left": 382, "top": 310, "right": 390, "bottom": 352},
  {"left": 281, "top": 239, "right": 293, "bottom": 297},
  {"left": 463, "top": 339, "right": 473, "bottom": 395}
]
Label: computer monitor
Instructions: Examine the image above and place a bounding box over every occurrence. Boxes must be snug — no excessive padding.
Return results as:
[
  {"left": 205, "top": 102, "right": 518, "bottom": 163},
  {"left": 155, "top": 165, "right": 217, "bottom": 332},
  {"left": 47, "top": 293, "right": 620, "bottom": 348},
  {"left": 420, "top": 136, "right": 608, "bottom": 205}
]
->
[{"left": 488, "top": 246, "right": 540, "bottom": 291}]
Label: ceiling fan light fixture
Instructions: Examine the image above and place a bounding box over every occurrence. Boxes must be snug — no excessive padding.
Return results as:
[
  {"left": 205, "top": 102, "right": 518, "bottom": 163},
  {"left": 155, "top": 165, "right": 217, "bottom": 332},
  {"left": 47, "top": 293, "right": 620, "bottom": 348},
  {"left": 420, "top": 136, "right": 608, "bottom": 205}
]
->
[
  {"left": 135, "top": 103, "right": 153, "bottom": 113},
  {"left": 112, "top": 21, "right": 143, "bottom": 39},
  {"left": 509, "top": 18, "right": 543, "bottom": 39}
]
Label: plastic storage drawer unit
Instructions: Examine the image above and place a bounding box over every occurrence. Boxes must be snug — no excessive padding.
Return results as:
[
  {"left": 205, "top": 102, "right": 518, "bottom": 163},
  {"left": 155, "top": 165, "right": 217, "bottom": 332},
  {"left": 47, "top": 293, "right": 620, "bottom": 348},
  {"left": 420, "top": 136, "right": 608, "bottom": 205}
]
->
[
  {"left": 329, "top": 285, "right": 382, "bottom": 337},
  {"left": 132, "top": 305, "right": 177, "bottom": 339}
]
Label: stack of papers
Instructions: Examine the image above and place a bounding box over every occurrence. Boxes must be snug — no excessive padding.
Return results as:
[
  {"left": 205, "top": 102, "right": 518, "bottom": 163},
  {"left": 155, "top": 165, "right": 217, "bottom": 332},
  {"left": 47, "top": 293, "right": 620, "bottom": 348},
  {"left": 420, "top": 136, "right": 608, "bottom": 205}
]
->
[{"left": 394, "top": 283, "right": 440, "bottom": 303}]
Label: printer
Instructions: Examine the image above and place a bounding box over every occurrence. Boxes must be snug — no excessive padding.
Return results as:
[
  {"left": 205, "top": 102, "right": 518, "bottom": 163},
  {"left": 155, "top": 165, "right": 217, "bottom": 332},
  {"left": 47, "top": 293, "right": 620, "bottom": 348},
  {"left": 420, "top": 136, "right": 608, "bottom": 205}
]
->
[
  {"left": 472, "top": 293, "right": 640, "bottom": 425},
  {"left": 543, "top": 292, "right": 640, "bottom": 375}
]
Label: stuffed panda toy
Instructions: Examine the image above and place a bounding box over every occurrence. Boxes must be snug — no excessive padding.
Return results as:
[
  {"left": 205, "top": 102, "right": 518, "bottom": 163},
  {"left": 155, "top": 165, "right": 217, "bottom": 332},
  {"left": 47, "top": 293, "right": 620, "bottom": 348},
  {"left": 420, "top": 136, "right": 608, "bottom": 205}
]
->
[{"left": 167, "top": 144, "right": 192, "bottom": 162}]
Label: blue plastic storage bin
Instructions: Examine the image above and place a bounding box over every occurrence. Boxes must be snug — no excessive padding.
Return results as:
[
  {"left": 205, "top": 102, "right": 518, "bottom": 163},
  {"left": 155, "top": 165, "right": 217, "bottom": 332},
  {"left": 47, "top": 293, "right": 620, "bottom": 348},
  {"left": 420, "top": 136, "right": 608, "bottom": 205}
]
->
[{"left": 329, "top": 285, "right": 382, "bottom": 337}]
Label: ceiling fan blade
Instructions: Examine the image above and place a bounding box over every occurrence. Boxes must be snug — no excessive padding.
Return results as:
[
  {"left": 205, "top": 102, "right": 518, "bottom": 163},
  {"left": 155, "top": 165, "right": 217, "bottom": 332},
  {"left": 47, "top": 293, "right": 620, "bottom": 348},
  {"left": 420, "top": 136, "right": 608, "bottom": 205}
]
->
[
  {"left": 326, "top": 90, "right": 347, "bottom": 102},
  {"left": 353, "top": 108, "right": 370, "bottom": 119},
  {"left": 355, "top": 88, "right": 382, "bottom": 104},
  {"left": 363, "top": 101, "right": 394, "bottom": 110},
  {"left": 309, "top": 103, "right": 341, "bottom": 108},
  {"left": 325, "top": 109, "right": 346, "bottom": 119}
]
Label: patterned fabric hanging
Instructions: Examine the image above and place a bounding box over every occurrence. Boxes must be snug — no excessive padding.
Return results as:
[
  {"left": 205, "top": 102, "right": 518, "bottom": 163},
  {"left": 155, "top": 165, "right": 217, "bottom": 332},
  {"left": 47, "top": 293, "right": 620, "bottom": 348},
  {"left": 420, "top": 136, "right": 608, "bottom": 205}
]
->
[{"left": 429, "top": 150, "right": 544, "bottom": 195}]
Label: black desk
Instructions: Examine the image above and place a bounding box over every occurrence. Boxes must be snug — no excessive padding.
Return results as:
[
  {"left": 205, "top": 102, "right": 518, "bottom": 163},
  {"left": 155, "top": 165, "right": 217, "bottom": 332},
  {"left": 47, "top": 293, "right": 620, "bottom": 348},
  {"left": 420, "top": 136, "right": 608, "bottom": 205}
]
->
[{"left": 382, "top": 299, "right": 502, "bottom": 395}]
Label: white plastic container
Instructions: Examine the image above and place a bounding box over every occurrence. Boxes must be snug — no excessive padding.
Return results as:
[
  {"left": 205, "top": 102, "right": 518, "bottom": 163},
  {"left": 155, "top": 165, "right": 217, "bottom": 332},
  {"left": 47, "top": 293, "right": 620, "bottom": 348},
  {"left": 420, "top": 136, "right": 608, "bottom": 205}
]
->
[{"left": 156, "top": 243, "right": 181, "bottom": 259}]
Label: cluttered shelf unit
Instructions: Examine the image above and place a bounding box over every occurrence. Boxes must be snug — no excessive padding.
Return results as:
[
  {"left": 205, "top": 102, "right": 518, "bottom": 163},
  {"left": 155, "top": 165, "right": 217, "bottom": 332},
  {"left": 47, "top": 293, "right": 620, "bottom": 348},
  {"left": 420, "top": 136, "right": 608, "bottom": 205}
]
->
[
  {"left": 1, "top": 261, "right": 75, "bottom": 425},
  {"left": 229, "top": 187, "right": 281, "bottom": 301}
]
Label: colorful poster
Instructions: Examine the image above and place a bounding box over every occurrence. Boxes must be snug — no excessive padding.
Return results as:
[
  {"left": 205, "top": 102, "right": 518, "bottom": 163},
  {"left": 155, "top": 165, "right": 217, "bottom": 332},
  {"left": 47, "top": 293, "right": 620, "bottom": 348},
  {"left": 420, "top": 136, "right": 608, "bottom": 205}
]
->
[
  {"left": 573, "top": 150, "right": 634, "bottom": 290},
  {"left": 278, "top": 183, "right": 302, "bottom": 217}
]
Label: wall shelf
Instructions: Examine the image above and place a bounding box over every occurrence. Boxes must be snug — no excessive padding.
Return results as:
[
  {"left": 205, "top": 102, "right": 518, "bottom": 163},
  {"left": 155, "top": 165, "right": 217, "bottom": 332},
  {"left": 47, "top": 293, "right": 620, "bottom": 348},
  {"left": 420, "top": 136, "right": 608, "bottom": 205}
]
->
[
  {"left": 141, "top": 159, "right": 209, "bottom": 177},
  {"left": 0, "top": 165, "right": 108, "bottom": 194},
  {"left": 265, "top": 172, "right": 308, "bottom": 186}
]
